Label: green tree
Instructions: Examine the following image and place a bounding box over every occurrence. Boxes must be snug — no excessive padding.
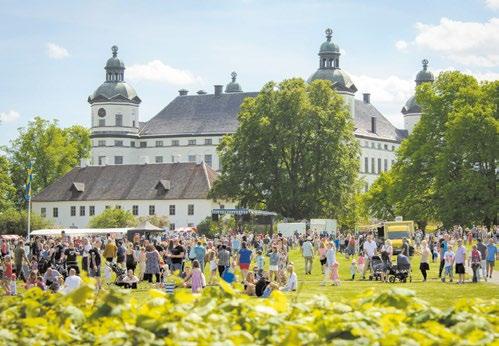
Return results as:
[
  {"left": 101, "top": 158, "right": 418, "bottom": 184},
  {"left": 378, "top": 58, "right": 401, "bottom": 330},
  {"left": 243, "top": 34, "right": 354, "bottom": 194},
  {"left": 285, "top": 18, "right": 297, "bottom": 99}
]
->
[
  {"left": 88, "top": 208, "right": 138, "bottom": 228},
  {"left": 384, "top": 72, "right": 498, "bottom": 227},
  {"left": 5, "top": 117, "right": 91, "bottom": 207},
  {"left": 0, "top": 208, "right": 54, "bottom": 235},
  {"left": 210, "top": 79, "right": 360, "bottom": 221},
  {"left": 363, "top": 171, "right": 396, "bottom": 221},
  {"left": 0, "top": 155, "right": 15, "bottom": 211}
]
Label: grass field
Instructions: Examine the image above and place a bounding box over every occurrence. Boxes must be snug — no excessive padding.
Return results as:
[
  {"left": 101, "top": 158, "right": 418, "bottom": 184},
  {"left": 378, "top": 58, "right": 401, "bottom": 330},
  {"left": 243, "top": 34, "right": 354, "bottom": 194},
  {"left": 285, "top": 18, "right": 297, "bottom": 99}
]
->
[{"left": 125, "top": 247, "right": 498, "bottom": 309}]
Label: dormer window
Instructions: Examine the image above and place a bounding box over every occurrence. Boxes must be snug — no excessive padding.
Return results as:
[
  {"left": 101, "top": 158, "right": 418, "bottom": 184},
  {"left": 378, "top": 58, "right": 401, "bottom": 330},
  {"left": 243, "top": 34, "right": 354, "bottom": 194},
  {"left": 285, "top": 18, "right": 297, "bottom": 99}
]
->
[
  {"left": 70, "top": 182, "right": 85, "bottom": 193},
  {"left": 155, "top": 180, "right": 171, "bottom": 195}
]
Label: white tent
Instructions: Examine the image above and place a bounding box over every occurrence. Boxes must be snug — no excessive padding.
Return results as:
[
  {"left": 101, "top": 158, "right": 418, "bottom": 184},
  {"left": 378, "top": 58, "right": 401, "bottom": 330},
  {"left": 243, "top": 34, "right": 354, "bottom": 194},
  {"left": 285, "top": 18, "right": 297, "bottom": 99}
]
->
[{"left": 31, "top": 228, "right": 128, "bottom": 237}]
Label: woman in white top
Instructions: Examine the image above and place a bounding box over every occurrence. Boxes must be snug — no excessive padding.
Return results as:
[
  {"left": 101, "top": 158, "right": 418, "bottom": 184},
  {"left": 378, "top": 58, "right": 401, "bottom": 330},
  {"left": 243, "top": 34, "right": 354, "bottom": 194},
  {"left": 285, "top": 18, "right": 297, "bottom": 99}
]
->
[
  {"left": 419, "top": 240, "right": 431, "bottom": 282},
  {"left": 281, "top": 264, "right": 298, "bottom": 291}
]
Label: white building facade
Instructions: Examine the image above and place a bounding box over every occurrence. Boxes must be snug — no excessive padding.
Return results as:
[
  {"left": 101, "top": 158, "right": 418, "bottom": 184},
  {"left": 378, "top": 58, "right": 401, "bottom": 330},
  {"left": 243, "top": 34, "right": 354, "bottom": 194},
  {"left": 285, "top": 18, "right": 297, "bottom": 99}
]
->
[
  {"left": 33, "top": 29, "right": 434, "bottom": 228},
  {"left": 32, "top": 162, "right": 234, "bottom": 229}
]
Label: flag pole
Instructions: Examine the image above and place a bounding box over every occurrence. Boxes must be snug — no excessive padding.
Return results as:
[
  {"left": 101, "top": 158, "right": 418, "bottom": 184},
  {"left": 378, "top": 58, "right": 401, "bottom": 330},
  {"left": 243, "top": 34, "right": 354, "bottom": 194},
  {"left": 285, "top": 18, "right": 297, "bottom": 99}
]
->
[{"left": 27, "top": 194, "right": 31, "bottom": 241}]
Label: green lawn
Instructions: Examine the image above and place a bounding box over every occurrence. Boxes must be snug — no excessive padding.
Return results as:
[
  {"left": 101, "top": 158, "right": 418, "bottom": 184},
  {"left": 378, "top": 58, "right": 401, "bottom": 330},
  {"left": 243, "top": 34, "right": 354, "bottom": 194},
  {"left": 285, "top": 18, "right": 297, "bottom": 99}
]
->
[
  {"left": 127, "top": 247, "right": 498, "bottom": 309},
  {"left": 16, "top": 248, "right": 497, "bottom": 308}
]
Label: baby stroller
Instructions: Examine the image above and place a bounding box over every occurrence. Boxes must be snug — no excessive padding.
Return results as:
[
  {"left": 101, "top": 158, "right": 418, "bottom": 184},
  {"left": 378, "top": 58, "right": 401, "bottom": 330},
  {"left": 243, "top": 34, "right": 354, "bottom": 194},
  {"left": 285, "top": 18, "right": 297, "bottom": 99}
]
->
[
  {"left": 54, "top": 262, "right": 68, "bottom": 279},
  {"left": 369, "top": 256, "right": 385, "bottom": 281},
  {"left": 106, "top": 262, "right": 127, "bottom": 285},
  {"left": 388, "top": 262, "right": 412, "bottom": 283}
]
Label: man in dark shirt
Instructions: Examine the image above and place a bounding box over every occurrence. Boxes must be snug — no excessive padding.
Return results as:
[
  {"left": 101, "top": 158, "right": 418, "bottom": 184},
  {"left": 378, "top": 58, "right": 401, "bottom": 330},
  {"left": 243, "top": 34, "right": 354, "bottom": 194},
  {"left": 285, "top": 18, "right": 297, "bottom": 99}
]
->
[
  {"left": 63, "top": 242, "right": 79, "bottom": 274},
  {"left": 89, "top": 240, "right": 102, "bottom": 290},
  {"left": 255, "top": 273, "right": 270, "bottom": 297},
  {"left": 53, "top": 240, "right": 65, "bottom": 263},
  {"left": 170, "top": 239, "right": 185, "bottom": 273}
]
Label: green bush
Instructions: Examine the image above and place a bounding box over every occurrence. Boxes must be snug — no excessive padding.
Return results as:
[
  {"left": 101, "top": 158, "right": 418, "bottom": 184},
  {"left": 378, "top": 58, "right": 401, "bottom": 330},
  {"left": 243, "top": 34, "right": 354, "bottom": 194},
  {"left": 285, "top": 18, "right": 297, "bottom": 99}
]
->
[
  {"left": 88, "top": 208, "right": 137, "bottom": 228},
  {"left": 0, "top": 208, "right": 55, "bottom": 235},
  {"left": 0, "top": 281, "right": 497, "bottom": 345}
]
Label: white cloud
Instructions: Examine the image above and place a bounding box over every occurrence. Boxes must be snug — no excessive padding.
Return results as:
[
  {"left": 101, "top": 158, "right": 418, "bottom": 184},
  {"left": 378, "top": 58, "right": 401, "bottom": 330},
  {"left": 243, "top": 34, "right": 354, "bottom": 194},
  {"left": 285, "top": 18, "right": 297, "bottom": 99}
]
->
[
  {"left": 485, "top": 0, "right": 499, "bottom": 10},
  {"left": 412, "top": 17, "right": 499, "bottom": 67},
  {"left": 46, "top": 43, "right": 70, "bottom": 59},
  {"left": 127, "top": 60, "right": 203, "bottom": 86},
  {"left": 0, "top": 110, "right": 20, "bottom": 124},
  {"left": 395, "top": 40, "right": 409, "bottom": 51},
  {"left": 352, "top": 74, "right": 414, "bottom": 104}
]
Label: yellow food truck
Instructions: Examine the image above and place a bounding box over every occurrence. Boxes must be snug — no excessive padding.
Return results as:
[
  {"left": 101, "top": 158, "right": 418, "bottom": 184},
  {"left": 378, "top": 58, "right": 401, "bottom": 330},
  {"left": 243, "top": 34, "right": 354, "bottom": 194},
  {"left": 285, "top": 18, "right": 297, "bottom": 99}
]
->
[{"left": 383, "top": 221, "right": 415, "bottom": 254}]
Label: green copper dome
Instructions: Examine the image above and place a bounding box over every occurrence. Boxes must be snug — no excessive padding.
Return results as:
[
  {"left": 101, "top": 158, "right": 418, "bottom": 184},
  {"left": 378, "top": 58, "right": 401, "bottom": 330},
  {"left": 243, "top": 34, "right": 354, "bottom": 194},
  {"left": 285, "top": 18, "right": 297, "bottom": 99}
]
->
[
  {"left": 319, "top": 28, "right": 340, "bottom": 54},
  {"left": 415, "top": 59, "right": 434, "bottom": 85},
  {"left": 307, "top": 68, "right": 357, "bottom": 93},
  {"left": 308, "top": 28, "right": 356, "bottom": 93},
  {"left": 88, "top": 46, "right": 141, "bottom": 104},
  {"left": 225, "top": 71, "right": 243, "bottom": 93},
  {"left": 401, "top": 95, "right": 421, "bottom": 114}
]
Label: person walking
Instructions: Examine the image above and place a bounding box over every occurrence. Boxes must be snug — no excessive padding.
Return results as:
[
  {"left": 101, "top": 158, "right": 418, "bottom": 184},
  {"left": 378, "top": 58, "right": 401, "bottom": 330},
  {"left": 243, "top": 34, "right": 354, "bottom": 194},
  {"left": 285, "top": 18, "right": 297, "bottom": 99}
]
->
[
  {"left": 301, "top": 238, "right": 314, "bottom": 275},
  {"left": 362, "top": 235, "right": 377, "bottom": 279},
  {"left": 144, "top": 244, "right": 161, "bottom": 283},
  {"left": 455, "top": 239, "right": 466, "bottom": 284},
  {"left": 476, "top": 239, "right": 487, "bottom": 282},
  {"left": 238, "top": 242, "right": 252, "bottom": 282},
  {"left": 419, "top": 240, "right": 431, "bottom": 282},
  {"left": 469, "top": 245, "right": 481, "bottom": 283},
  {"left": 322, "top": 242, "right": 336, "bottom": 285},
  {"left": 486, "top": 238, "right": 497, "bottom": 279}
]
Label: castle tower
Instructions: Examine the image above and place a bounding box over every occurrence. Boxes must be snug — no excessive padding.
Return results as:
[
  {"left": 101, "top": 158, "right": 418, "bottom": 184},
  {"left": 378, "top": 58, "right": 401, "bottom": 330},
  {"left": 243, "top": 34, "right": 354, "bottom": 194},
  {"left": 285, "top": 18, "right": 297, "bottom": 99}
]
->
[
  {"left": 402, "top": 59, "right": 435, "bottom": 134},
  {"left": 88, "top": 46, "right": 141, "bottom": 165},
  {"left": 307, "top": 28, "right": 358, "bottom": 115}
]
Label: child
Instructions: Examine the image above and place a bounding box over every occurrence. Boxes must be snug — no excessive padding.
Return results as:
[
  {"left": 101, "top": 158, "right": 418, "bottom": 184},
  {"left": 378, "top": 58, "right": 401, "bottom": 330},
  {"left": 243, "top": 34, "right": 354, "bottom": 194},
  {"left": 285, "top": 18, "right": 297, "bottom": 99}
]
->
[
  {"left": 268, "top": 247, "right": 279, "bottom": 281},
  {"left": 350, "top": 259, "right": 357, "bottom": 280},
  {"left": 442, "top": 246, "right": 455, "bottom": 283},
  {"left": 432, "top": 244, "right": 439, "bottom": 263},
  {"left": 357, "top": 253, "right": 365, "bottom": 276},
  {"left": 208, "top": 251, "right": 218, "bottom": 285},
  {"left": 190, "top": 260, "right": 206, "bottom": 293},
  {"left": 331, "top": 261, "right": 340, "bottom": 286},
  {"left": 255, "top": 250, "right": 264, "bottom": 272},
  {"left": 9, "top": 273, "right": 17, "bottom": 296}
]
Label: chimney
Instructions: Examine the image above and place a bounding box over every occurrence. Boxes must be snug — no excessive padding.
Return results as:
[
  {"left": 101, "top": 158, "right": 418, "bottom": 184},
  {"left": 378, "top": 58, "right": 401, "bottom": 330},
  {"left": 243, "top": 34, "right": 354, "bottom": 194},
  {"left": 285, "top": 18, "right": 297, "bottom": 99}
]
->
[
  {"left": 371, "top": 116, "right": 377, "bottom": 133},
  {"left": 214, "top": 85, "right": 223, "bottom": 96},
  {"left": 178, "top": 89, "right": 188, "bottom": 96},
  {"left": 363, "top": 93, "right": 370, "bottom": 104},
  {"left": 196, "top": 90, "right": 207, "bottom": 95}
]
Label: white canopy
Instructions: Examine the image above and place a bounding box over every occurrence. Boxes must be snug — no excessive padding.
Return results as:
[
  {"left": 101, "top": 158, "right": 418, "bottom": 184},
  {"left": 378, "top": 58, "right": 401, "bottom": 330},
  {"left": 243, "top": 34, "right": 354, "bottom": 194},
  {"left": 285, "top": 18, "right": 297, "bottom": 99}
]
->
[{"left": 31, "top": 228, "right": 128, "bottom": 236}]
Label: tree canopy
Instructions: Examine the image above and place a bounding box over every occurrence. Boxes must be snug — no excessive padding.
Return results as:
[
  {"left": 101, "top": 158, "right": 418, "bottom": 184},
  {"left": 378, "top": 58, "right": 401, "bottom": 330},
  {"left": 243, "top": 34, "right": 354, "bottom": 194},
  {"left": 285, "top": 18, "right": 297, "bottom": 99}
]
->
[
  {"left": 366, "top": 71, "right": 498, "bottom": 227},
  {"left": 88, "top": 208, "right": 138, "bottom": 228},
  {"left": 0, "top": 155, "right": 15, "bottom": 211},
  {"left": 4, "top": 117, "right": 91, "bottom": 207},
  {"left": 210, "top": 78, "right": 360, "bottom": 221}
]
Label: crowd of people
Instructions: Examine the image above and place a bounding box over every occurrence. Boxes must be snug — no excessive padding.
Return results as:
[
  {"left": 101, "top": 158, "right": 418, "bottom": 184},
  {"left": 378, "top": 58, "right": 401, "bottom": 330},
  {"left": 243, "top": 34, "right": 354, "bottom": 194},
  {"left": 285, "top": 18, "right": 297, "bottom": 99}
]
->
[{"left": 0, "top": 224, "right": 497, "bottom": 297}]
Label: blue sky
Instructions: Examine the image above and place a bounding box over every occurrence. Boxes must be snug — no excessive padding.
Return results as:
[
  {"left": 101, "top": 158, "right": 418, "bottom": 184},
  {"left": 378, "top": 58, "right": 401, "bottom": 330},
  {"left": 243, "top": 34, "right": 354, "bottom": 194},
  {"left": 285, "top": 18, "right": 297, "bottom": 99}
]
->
[{"left": 0, "top": 0, "right": 498, "bottom": 146}]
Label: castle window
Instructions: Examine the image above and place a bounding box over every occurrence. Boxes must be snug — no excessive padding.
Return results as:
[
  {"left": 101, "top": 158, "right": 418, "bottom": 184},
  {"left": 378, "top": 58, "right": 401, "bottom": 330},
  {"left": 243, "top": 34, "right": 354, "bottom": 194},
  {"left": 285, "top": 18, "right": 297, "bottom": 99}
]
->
[
  {"left": 114, "top": 140, "right": 123, "bottom": 147},
  {"left": 140, "top": 141, "right": 147, "bottom": 148},
  {"left": 188, "top": 155, "right": 196, "bottom": 163},
  {"left": 114, "top": 156, "right": 123, "bottom": 165},
  {"left": 204, "top": 154, "right": 212, "bottom": 167},
  {"left": 155, "top": 140, "right": 164, "bottom": 147},
  {"left": 98, "top": 119, "right": 105, "bottom": 127},
  {"left": 132, "top": 205, "right": 139, "bottom": 216},
  {"left": 155, "top": 156, "right": 163, "bottom": 163},
  {"left": 188, "top": 139, "right": 196, "bottom": 145},
  {"left": 172, "top": 140, "right": 179, "bottom": 146},
  {"left": 205, "top": 138, "right": 212, "bottom": 145},
  {"left": 41, "top": 208, "right": 46, "bottom": 218},
  {"left": 98, "top": 140, "right": 106, "bottom": 147},
  {"left": 115, "top": 114, "right": 123, "bottom": 127}
]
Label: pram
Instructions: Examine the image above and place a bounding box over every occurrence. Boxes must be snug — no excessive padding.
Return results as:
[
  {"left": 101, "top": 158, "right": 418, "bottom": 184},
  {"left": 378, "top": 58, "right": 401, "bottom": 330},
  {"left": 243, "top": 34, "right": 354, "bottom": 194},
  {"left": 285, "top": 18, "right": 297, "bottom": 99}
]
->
[
  {"left": 53, "top": 262, "right": 68, "bottom": 279},
  {"left": 388, "top": 262, "right": 412, "bottom": 283},
  {"left": 106, "top": 262, "right": 127, "bottom": 285},
  {"left": 368, "top": 255, "right": 385, "bottom": 281}
]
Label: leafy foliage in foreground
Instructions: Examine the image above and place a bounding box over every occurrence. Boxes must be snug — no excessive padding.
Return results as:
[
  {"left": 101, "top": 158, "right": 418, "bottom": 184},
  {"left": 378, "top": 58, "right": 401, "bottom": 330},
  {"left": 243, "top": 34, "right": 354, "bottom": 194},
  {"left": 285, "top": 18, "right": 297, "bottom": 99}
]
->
[{"left": 0, "top": 281, "right": 497, "bottom": 345}]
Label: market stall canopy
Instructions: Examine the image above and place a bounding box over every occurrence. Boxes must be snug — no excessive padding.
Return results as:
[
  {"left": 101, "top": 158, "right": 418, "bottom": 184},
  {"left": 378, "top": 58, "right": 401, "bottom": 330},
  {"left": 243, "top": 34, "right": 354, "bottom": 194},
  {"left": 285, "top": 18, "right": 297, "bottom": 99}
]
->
[
  {"left": 129, "top": 221, "right": 162, "bottom": 231},
  {"left": 31, "top": 228, "right": 128, "bottom": 236}
]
